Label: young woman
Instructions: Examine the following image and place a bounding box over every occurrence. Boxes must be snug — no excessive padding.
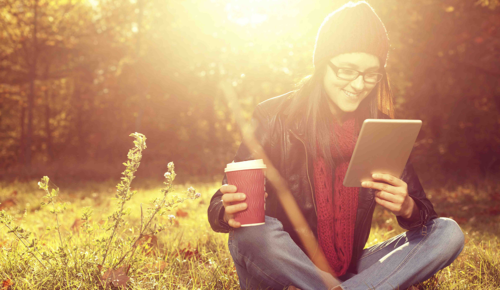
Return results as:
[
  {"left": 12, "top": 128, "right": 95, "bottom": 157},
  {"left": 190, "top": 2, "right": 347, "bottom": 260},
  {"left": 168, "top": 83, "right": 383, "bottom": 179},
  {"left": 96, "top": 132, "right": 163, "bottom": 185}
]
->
[{"left": 208, "top": 2, "right": 464, "bottom": 289}]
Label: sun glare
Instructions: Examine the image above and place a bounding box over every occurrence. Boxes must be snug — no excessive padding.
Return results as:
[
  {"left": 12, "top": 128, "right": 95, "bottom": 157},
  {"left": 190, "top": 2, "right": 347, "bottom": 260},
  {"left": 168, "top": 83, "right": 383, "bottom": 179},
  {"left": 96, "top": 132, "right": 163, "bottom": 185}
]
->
[
  {"left": 225, "top": 2, "right": 269, "bottom": 26},
  {"left": 88, "top": 0, "right": 99, "bottom": 8}
]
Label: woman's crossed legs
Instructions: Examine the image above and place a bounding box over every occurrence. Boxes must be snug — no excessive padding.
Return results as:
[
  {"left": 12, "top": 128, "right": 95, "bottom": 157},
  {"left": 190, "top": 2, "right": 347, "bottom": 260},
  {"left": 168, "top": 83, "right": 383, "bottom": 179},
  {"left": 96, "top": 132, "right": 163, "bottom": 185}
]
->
[{"left": 228, "top": 215, "right": 464, "bottom": 290}]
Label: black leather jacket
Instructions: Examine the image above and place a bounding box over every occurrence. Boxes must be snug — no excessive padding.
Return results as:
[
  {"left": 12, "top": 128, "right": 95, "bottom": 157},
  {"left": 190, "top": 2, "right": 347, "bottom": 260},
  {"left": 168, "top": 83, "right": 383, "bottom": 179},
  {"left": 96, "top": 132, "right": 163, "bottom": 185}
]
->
[{"left": 208, "top": 91, "right": 438, "bottom": 275}]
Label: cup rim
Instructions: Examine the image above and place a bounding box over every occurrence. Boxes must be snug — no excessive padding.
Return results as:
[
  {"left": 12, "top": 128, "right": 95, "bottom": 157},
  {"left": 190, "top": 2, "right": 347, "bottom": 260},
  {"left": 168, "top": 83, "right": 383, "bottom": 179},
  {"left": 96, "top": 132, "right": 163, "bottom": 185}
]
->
[{"left": 224, "top": 159, "right": 267, "bottom": 172}]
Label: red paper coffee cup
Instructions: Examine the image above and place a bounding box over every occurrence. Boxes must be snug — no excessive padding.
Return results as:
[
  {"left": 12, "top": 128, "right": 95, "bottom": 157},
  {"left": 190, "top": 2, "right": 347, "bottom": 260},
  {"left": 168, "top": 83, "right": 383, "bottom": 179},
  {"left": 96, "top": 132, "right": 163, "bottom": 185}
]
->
[{"left": 225, "top": 159, "right": 267, "bottom": 227}]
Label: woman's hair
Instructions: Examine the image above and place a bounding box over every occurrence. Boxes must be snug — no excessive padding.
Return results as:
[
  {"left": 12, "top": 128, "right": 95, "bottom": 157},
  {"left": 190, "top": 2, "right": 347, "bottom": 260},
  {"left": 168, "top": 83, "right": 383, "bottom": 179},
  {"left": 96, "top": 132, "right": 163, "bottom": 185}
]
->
[{"left": 285, "top": 61, "right": 394, "bottom": 168}]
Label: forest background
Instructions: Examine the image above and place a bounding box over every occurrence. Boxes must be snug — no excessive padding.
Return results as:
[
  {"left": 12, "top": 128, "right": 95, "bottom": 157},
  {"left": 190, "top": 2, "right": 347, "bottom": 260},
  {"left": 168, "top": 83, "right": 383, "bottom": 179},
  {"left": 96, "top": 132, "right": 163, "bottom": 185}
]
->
[{"left": 1, "top": 0, "right": 499, "bottom": 188}]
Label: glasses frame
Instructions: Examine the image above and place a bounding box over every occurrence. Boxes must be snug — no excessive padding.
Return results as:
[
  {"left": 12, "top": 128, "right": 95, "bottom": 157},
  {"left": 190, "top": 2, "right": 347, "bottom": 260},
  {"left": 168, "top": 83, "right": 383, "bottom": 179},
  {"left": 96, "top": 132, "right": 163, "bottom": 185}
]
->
[{"left": 327, "top": 61, "right": 384, "bottom": 84}]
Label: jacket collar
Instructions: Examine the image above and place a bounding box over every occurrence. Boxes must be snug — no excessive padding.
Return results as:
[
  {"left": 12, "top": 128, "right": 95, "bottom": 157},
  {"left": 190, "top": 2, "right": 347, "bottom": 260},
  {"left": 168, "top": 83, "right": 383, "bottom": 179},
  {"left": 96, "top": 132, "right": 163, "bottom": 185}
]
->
[{"left": 280, "top": 93, "right": 307, "bottom": 138}]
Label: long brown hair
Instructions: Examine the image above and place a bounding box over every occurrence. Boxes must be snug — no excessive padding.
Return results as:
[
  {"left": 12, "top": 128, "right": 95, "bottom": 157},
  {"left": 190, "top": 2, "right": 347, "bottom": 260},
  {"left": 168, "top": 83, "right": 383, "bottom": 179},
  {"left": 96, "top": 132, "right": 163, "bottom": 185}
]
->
[{"left": 285, "top": 62, "right": 394, "bottom": 168}]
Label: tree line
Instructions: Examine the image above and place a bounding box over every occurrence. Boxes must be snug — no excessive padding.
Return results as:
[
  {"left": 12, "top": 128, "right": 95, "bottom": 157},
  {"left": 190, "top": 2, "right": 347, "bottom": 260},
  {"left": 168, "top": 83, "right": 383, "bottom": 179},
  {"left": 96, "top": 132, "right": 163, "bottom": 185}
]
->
[{"left": 1, "top": 0, "right": 499, "bottom": 182}]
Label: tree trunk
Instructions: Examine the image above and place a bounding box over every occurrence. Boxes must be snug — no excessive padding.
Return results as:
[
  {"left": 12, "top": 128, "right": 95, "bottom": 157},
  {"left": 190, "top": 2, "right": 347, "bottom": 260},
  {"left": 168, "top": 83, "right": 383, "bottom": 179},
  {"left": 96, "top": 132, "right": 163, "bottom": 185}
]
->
[
  {"left": 204, "top": 83, "right": 218, "bottom": 147},
  {"left": 494, "top": 93, "right": 500, "bottom": 113},
  {"left": 74, "top": 82, "right": 86, "bottom": 161},
  {"left": 26, "top": 77, "right": 35, "bottom": 167},
  {"left": 45, "top": 88, "right": 54, "bottom": 162},
  {"left": 134, "top": 0, "right": 145, "bottom": 133},
  {"left": 25, "top": 0, "right": 39, "bottom": 168},
  {"left": 19, "top": 102, "right": 25, "bottom": 165}
]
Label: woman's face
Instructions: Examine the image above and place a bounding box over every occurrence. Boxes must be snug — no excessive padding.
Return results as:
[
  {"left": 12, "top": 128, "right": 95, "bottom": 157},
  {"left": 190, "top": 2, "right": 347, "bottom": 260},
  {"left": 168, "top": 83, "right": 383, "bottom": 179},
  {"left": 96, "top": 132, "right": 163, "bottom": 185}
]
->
[{"left": 323, "top": 52, "right": 381, "bottom": 116}]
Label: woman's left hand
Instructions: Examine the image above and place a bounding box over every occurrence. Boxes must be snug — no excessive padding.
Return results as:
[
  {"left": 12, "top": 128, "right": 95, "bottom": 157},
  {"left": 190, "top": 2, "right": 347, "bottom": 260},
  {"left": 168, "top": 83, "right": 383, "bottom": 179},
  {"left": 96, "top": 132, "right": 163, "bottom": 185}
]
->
[{"left": 361, "top": 173, "right": 415, "bottom": 219}]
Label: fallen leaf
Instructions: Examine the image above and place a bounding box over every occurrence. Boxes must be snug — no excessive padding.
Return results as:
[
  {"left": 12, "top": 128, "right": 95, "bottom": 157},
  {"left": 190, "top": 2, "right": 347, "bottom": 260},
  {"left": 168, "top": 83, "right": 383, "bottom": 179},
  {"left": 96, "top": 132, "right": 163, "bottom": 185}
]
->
[
  {"left": 175, "top": 243, "right": 202, "bottom": 260},
  {"left": 10, "top": 191, "right": 17, "bottom": 197},
  {"left": 1, "top": 279, "right": 13, "bottom": 290},
  {"left": 29, "top": 205, "right": 41, "bottom": 212},
  {"left": 101, "top": 265, "right": 130, "bottom": 289},
  {"left": 71, "top": 218, "right": 85, "bottom": 233},
  {"left": 0, "top": 199, "right": 17, "bottom": 210},
  {"left": 176, "top": 209, "right": 188, "bottom": 218}
]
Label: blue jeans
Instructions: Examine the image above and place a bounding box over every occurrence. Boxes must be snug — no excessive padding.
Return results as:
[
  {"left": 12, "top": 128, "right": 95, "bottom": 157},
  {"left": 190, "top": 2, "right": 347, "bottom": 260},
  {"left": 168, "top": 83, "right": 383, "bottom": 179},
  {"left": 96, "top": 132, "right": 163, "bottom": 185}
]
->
[{"left": 228, "top": 215, "right": 464, "bottom": 290}]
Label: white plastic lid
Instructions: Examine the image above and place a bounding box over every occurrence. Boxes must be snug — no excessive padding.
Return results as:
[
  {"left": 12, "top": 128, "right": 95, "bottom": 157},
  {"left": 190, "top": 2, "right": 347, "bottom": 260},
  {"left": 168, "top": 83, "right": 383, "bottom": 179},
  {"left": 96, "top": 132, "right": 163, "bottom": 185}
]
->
[{"left": 224, "top": 159, "right": 267, "bottom": 172}]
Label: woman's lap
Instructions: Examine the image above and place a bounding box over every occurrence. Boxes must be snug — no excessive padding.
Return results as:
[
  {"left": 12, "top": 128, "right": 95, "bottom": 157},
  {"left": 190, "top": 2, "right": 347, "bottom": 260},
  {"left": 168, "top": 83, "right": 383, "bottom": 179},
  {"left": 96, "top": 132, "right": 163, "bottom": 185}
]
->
[
  {"left": 228, "top": 216, "right": 464, "bottom": 290},
  {"left": 228, "top": 216, "right": 336, "bottom": 290},
  {"left": 341, "top": 217, "right": 464, "bottom": 289}
]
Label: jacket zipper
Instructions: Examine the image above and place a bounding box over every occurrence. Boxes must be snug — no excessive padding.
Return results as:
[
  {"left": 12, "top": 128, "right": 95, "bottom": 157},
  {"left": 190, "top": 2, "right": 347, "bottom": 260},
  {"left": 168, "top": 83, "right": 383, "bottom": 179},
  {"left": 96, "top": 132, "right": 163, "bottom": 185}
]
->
[{"left": 289, "top": 129, "right": 318, "bottom": 216}]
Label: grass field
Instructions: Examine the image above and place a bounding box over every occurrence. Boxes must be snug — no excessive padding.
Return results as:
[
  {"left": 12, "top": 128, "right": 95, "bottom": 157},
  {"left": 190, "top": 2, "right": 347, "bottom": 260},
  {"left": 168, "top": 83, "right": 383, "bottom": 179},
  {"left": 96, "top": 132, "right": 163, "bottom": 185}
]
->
[{"left": 0, "top": 177, "right": 499, "bottom": 289}]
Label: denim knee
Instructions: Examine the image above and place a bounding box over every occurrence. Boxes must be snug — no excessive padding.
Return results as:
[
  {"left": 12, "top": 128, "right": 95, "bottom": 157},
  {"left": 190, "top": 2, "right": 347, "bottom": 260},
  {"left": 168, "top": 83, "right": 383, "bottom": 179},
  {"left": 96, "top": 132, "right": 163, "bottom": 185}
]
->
[
  {"left": 229, "top": 216, "right": 284, "bottom": 258},
  {"left": 433, "top": 217, "right": 465, "bottom": 261}
]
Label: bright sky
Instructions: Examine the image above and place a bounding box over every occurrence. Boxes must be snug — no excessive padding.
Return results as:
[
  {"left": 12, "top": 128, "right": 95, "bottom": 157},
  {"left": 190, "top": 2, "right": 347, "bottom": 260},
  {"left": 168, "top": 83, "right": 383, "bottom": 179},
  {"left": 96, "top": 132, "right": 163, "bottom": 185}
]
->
[{"left": 225, "top": 2, "right": 270, "bottom": 26}]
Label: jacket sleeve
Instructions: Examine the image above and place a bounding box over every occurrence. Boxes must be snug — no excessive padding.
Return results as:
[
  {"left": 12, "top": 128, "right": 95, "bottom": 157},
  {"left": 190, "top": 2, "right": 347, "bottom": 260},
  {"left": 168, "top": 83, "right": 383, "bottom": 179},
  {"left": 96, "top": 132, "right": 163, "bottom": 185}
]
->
[
  {"left": 396, "top": 156, "right": 438, "bottom": 230},
  {"left": 207, "top": 104, "right": 272, "bottom": 233}
]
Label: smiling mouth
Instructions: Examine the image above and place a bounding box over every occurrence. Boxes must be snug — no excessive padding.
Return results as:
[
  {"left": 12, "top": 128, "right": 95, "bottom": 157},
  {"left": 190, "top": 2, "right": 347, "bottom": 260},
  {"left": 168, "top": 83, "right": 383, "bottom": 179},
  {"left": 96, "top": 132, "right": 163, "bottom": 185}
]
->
[{"left": 343, "top": 90, "right": 359, "bottom": 99}]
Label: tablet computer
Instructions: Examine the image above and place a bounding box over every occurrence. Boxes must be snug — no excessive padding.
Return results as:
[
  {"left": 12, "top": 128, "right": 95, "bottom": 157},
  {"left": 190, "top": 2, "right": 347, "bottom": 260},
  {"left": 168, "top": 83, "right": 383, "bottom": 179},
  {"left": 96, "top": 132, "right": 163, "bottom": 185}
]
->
[{"left": 343, "top": 119, "right": 422, "bottom": 187}]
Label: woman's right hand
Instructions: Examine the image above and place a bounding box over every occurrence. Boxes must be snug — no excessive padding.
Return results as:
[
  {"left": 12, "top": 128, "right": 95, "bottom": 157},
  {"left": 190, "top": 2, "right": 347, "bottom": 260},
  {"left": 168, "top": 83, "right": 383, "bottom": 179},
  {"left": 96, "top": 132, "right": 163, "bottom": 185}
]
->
[{"left": 220, "top": 184, "right": 268, "bottom": 228}]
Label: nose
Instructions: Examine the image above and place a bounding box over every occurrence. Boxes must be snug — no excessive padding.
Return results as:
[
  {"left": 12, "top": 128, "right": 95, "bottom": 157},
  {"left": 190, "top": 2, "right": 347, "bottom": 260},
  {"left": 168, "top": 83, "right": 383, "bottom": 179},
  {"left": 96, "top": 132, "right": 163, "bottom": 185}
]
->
[{"left": 350, "top": 75, "right": 365, "bottom": 92}]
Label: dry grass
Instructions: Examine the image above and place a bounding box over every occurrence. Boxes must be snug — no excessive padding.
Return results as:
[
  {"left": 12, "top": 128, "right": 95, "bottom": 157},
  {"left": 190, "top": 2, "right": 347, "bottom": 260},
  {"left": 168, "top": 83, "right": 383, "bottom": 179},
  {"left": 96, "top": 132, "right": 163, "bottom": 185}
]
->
[{"left": 0, "top": 177, "right": 498, "bottom": 289}]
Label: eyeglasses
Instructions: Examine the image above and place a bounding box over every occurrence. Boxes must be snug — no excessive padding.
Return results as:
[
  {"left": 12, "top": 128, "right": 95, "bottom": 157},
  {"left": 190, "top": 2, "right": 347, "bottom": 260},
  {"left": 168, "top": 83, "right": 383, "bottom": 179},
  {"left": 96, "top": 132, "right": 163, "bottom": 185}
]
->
[{"left": 327, "top": 62, "right": 384, "bottom": 84}]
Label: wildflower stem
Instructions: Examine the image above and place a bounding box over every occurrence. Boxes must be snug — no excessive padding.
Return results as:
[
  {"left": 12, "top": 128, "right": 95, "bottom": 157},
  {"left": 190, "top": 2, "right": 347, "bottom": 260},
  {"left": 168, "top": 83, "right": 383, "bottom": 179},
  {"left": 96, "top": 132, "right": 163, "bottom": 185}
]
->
[
  {"left": 115, "top": 200, "right": 165, "bottom": 269},
  {"left": 51, "top": 199, "right": 65, "bottom": 251},
  {"left": 101, "top": 133, "right": 146, "bottom": 268},
  {"left": 140, "top": 203, "right": 143, "bottom": 232},
  {"left": 101, "top": 198, "right": 127, "bottom": 267},
  {"left": 114, "top": 181, "right": 175, "bottom": 269},
  {"left": 3, "top": 223, "right": 48, "bottom": 269},
  {"left": 116, "top": 193, "right": 197, "bottom": 270}
]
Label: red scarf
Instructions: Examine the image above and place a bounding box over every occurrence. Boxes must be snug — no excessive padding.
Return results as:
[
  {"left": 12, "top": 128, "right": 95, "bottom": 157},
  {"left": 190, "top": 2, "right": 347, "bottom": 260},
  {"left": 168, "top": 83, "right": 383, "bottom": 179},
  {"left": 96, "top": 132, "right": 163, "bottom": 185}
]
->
[{"left": 313, "top": 116, "right": 359, "bottom": 277}]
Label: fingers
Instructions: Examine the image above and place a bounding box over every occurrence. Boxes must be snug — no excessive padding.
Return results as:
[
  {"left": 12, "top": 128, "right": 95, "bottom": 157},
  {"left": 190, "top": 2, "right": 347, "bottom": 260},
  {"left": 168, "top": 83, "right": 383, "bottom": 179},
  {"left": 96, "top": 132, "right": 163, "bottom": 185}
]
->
[
  {"left": 374, "top": 190, "right": 403, "bottom": 204},
  {"left": 221, "top": 184, "right": 237, "bottom": 194},
  {"left": 221, "top": 186, "right": 268, "bottom": 229},
  {"left": 375, "top": 197, "right": 402, "bottom": 214},
  {"left": 362, "top": 180, "right": 393, "bottom": 192},
  {"left": 224, "top": 202, "right": 248, "bottom": 215},
  {"left": 371, "top": 173, "right": 407, "bottom": 189},
  {"left": 221, "top": 192, "right": 246, "bottom": 205},
  {"left": 224, "top": 190, "right": 269, "bottom": 228},
  {"left": 228, "top": 218, "right": 241, "bottom": 228},
  {"left": 362, "top": 180, "right": 403, "bottom": 196}
]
